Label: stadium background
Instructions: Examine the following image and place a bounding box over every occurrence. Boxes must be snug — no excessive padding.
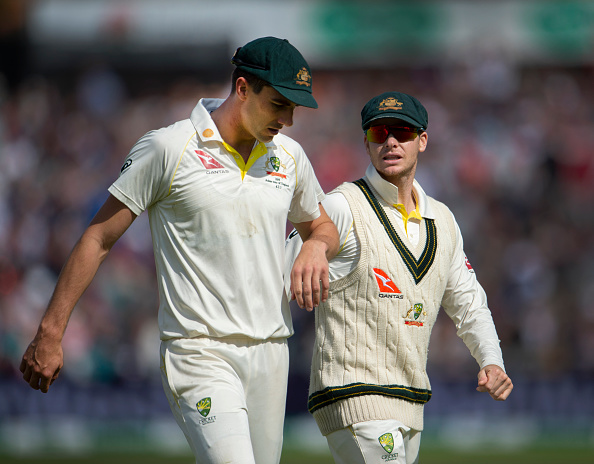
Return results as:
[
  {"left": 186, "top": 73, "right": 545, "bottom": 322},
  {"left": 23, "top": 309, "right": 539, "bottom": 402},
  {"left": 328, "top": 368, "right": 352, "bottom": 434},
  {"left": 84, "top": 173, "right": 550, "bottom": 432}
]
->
[{"left": 1, "top": 1, "right": 593, "bottom": 462}]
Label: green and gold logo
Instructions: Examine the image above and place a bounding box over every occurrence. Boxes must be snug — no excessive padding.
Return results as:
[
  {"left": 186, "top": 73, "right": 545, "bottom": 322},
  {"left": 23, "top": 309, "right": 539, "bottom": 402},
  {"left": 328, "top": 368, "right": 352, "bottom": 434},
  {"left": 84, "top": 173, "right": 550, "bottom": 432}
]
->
[
  {"left": 267, "top": 156, "right": 282, "bottom": 172},
  {"left": 296, "top": 67, "right": 312, "bottom": 87},
  {"left": 379, "top": 432, "right": 394, "bottom": 453},
  {"left": 265, "top": 156, "right": 288, "bottom": 179},
  {"left": 404, "top": 302, "right": 427, "bottom": 326},
  {"left": 196, "top": 397, "right": 211, "bottom": 417},
  {"left": 379, "top": 97, "right": 403, "bottom": 111}
]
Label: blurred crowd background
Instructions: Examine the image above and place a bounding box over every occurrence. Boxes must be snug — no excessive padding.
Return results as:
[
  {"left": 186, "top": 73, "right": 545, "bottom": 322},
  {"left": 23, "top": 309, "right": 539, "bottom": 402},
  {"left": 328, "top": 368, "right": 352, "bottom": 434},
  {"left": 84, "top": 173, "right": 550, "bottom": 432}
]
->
[{"left": 1, "top": 0, "right": 593, "bottom": 455}]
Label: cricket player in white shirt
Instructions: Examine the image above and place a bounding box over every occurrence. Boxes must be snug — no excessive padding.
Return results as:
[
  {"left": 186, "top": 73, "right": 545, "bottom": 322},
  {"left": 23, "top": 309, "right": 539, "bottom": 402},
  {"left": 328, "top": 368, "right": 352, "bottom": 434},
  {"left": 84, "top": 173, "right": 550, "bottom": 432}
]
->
[
  {"left": 285, "top": 91, "right": 513, "bottom": 464},
  {"left": 20, "top": 37, "right": 339, "bottom": 464}
]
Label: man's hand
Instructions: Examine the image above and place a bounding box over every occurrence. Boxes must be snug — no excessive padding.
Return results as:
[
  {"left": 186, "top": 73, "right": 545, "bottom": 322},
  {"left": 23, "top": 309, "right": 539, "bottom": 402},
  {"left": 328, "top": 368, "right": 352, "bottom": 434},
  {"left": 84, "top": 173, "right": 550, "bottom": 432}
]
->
[
  {"left": 291, "top": 239, "right": 330, "bottom": 311},
  {"left": 476, "top": 364, "right": 513, "bottom": 401},
  {"left": 20, "top": 335, "right": 63, "bottom": 393}
]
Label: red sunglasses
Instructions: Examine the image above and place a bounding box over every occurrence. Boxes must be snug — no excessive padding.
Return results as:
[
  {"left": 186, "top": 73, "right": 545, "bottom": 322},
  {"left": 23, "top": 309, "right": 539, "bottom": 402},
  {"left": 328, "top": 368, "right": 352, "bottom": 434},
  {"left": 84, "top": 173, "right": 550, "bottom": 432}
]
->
[{"left": 366, "top": 125, "right": 424, "bottom": 144}]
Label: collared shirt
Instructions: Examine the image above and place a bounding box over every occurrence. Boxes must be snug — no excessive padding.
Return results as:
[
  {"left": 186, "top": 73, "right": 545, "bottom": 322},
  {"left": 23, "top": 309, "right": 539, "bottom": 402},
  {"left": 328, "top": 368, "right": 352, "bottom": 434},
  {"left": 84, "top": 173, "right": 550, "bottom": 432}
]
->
[
  {"left": 110, "top": 98, "right": 324, "bottom": 340},
  {"left": 285, "top": 163, "right": 505, "bottom": 370},
  {"left": 326, "top": 164, "right": 431, "bottom": 280}
]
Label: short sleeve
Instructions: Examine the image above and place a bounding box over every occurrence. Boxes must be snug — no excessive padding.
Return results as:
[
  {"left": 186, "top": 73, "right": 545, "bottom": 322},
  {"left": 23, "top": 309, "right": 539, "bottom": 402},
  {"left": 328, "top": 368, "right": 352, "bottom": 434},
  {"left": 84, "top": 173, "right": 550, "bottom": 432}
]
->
[{"left": 108, "top": 129, "right": 175, "bottom": 215}]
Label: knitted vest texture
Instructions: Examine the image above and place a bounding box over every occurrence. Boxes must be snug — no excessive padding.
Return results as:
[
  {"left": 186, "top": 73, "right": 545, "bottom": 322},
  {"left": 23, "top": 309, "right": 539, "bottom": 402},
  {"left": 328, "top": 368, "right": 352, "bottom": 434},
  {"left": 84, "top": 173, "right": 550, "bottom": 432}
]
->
[{"left": 308, "top": 180, "right": 457, "bottom": 434}]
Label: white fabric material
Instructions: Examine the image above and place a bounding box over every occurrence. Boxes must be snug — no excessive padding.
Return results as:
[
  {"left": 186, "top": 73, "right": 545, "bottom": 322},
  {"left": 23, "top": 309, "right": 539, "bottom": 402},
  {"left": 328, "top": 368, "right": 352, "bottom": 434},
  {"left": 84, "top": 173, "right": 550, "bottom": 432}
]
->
[
  {"left": 160, "top": 337, "right": 288, "bottom": 464},
  {"left": 327, "top": 419, "right": 421, "bottom": 464},
  {"left": 109, "top": 98, "right": 324, "bottom": 341},
  {"left": 285, "top": 164, "right": 504, "bottom": 371}
]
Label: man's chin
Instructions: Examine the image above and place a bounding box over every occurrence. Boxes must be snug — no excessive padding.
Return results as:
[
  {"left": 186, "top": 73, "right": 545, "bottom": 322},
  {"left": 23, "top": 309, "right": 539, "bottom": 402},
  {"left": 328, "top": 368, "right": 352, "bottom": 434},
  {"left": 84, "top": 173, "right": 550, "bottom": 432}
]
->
[{"left": 258, "top": 134, "right": 275, "bottom": 143}]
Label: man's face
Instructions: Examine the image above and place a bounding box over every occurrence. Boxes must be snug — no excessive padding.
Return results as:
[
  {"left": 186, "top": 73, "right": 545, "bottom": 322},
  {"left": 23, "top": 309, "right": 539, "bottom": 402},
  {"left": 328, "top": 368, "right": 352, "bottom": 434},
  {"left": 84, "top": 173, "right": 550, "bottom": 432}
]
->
[
  {"left": 241, "top": 83, "right": 297, "bottom": 143},
  {"left": 364, "top": 118, "right": 427, "bottom": 182}
]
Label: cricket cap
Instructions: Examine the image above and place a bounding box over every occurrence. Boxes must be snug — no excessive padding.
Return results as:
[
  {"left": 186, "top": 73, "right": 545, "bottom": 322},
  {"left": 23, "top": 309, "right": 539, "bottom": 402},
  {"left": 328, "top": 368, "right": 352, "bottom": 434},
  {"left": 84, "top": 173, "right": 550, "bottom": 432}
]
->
[
  {"left": 231, "top": 37, "right": 318, "bottom": 109},
  {"left": 361, "top": 91, "right": 428, "bottom": 131}
]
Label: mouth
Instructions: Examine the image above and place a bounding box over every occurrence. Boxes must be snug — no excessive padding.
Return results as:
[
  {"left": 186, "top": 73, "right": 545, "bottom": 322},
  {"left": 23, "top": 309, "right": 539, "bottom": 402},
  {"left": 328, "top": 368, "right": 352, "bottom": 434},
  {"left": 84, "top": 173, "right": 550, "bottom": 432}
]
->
[{"left": 383, "top": 153, "right": 403, "bottom": 161}]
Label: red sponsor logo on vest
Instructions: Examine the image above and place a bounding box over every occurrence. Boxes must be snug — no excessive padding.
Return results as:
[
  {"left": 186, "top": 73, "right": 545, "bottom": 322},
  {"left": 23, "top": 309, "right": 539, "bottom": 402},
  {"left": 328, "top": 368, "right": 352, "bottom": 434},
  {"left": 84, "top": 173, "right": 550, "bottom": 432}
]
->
[
  {"left": 373, "top": 268, "right": 402, "bottom": 298},
  {"left": 196, "top": 150, "right": 225, "bottom": 169}
]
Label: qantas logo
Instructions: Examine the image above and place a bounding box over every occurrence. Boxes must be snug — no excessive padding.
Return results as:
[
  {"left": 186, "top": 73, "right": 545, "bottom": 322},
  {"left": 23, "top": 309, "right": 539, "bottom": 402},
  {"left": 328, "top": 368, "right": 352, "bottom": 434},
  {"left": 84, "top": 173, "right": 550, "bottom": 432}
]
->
[
  {"left": 196, "top": 150, "right": 225, "bottom": 169},
  {"left": 373, "top": 268, "right": 403, "bottom": 299},
  {"left": 465, "top": 256, "right": 475, "bottom": 273}
]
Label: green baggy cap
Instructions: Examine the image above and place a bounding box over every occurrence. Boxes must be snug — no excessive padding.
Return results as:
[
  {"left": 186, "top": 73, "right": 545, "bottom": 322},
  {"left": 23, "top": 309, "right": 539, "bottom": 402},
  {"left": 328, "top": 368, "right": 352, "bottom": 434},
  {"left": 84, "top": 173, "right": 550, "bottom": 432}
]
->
[
  {"left": 361, "top": 91, "right": 428, "bottom": 130},
  {"left": 231, "top": 37, "right": 318, "bottom": 109}
]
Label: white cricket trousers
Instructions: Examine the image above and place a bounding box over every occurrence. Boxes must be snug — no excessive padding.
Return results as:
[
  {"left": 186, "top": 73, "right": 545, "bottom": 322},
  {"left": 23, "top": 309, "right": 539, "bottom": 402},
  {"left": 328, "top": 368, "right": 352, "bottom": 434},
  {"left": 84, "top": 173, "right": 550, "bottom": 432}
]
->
[
  {"left": 326, "top": 419, "right": 421, "bottom": 464},
  {"left": 160, "top": 336, "right": 289, "bottom": 464}
]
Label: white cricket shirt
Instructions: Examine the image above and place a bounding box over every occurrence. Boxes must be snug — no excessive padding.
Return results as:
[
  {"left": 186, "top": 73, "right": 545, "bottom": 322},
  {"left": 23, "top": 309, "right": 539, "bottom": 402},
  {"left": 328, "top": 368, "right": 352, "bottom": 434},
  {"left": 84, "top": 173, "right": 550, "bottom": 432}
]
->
[{"left": 109, "top": 98, "right": 324, "bottom": 340}]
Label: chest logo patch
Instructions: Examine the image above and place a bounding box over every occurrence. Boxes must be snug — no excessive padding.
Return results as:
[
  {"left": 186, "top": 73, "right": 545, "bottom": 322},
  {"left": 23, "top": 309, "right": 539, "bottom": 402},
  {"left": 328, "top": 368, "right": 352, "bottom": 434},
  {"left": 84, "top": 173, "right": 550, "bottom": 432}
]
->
[
  {"left": 404, "top": 303, "right": 427, "bottom": 327},
  {"left": 265, "top": 156, "right": 287, "bottom": 179},
  {"left": 373, "top": 268, "right": 403, "bottom": 299},
  {"left": 196, "top": 150, "right": 225, "bottom": 170}
]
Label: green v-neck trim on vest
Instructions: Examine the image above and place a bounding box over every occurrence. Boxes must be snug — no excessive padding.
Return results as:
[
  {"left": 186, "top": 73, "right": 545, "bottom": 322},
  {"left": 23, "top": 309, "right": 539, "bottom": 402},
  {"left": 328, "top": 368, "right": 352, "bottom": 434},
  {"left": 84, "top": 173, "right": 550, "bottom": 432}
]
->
[{"left": 353, "top": 178, "right": 437, "bottom": 285}]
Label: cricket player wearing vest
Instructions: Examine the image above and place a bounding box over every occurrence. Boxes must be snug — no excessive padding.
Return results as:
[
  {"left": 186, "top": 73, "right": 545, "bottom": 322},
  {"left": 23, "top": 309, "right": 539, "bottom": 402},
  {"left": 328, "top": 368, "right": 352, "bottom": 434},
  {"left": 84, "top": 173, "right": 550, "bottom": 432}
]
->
[{"left": 285, "top": 91, "right": 513, "bottom": 464}]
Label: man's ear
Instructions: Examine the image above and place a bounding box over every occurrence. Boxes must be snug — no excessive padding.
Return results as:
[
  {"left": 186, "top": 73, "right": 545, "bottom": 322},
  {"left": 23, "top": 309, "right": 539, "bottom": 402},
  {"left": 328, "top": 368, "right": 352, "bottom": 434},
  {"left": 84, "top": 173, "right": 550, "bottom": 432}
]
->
[
  {"left": 235, "top": 77, "right": 249, "bottom": 101},
  {"left": 418, "top": 131, "right": 428, "bottom": 153}
]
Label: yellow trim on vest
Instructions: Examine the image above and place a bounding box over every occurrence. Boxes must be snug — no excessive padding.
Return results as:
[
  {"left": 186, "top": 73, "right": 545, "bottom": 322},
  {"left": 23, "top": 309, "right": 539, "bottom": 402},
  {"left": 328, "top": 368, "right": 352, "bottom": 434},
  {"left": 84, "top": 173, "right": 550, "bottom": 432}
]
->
[{"left": 222, "top": 141, "right": 268, "bottom": 181}]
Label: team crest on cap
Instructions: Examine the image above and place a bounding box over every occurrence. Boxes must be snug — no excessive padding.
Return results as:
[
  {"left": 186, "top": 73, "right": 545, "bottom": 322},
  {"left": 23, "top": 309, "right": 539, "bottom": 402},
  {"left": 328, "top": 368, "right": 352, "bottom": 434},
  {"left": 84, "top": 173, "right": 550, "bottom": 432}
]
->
[
  {"left": 379, "top": 97, "right": 403, "bottom": 111},
  {"left": 379, "top": 433, "right": 395, "bottom": 454},
  {"left": 296, "top": 67, "right": 312, "bottom": 87}
]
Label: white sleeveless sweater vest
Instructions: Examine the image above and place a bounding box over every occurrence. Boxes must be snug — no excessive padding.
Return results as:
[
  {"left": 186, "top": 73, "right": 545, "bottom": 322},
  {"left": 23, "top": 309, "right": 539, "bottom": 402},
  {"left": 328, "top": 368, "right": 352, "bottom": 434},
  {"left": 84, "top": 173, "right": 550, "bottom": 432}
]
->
[{"left": 308, "top": 179, "right": 457, "bottom": 434}]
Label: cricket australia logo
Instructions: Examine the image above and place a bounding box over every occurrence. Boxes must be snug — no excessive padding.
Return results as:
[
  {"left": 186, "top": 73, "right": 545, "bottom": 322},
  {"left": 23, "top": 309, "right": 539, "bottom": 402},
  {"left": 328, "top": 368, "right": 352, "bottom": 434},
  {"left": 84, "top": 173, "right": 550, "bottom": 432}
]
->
[
  {"left": 379, "top": 97, "right": 403, "bottom": 111},
  {"left": 404, "top": 303, "right": 427, "bottom": 327},
  {"left": 265, "top": 156, "right": 288, "bottom": 179},
  {"left": 196, "top": 397, "right": 216, "bottom": 425},
  {"left": 379, "top": 433, "right": 394, "bottom": 453},
  {"left": 379, "top": 433, "right": 399, "bottom": 461},
  {"left": 295, "top": 67, "right": 312, "bottom": 87}
]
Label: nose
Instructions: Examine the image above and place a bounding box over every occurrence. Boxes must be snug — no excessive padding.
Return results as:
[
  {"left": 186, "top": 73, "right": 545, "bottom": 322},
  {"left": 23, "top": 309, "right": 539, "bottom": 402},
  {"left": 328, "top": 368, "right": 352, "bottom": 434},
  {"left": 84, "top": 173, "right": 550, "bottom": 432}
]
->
[
  {"left": 385, "top": 132, "right": 400, "bottom": 146},
  {"left": 279, "top": 107, "right": 294, "bottom": 127}
]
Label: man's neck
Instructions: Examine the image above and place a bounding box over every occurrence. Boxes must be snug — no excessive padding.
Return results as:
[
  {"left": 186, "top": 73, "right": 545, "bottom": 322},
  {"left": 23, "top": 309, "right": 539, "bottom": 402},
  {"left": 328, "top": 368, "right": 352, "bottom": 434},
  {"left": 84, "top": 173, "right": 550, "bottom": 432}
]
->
[
  {"left": 381, "top": 172, "right": 416, "bottom": 213},
  {"left": 210, "top": 100, "right": 256, "bottom": 161}
]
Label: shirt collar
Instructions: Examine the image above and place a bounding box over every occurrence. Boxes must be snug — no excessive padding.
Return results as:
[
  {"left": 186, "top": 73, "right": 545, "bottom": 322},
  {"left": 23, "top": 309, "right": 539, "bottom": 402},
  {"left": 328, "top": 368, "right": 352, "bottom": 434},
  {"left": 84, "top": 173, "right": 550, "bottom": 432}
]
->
[
  {"left": 189, "top": 98, "right": 277, "bottom": 150},
  {"left": 364, "top": 164, "right": 435, "bottom": 219},
  {"left": 190, "top": 98, "right": 225, "bottom": 143}
]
